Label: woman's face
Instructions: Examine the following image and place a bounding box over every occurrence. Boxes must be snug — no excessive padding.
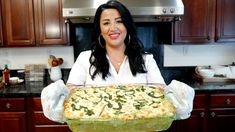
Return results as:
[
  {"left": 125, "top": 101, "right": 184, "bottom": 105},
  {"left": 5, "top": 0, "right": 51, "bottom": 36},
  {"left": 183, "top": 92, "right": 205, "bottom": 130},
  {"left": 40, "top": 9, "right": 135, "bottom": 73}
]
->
[{"left": 100, "top": 9, "right": 127, "bottom": 49}]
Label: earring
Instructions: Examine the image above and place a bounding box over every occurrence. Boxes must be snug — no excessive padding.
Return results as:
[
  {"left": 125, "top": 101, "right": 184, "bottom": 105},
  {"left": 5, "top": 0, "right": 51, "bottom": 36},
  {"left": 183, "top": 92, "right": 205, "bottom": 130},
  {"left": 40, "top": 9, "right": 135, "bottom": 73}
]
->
[
  {"left": 127, "top": 34, "right": 131, "bottom": 45},
  {"left": 98, "top": 35, "right": 104, "bottom": 48}
]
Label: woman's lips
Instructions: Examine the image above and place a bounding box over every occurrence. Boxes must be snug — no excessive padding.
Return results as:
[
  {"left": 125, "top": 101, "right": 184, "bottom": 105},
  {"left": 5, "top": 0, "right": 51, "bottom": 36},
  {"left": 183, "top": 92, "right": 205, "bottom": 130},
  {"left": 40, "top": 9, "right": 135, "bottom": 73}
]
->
[{"left": 109, "top": 33, "right": 120, "bottom": 40}]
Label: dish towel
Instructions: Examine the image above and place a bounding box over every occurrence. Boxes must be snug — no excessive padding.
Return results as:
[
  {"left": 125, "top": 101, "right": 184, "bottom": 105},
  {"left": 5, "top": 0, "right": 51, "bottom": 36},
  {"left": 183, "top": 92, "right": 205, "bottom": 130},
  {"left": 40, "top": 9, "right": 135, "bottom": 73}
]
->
[
  {"left": 41, "top": 80, "right": 70, "bottom": 123},
  {"left": 164, "top": 80, "right": 195, "bottom": 120}
]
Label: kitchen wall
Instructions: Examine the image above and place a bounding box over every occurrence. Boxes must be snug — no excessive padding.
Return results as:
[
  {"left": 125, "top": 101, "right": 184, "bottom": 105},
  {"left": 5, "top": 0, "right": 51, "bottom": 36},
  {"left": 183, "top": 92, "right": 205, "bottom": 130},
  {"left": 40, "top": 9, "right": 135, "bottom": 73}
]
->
[
  {"left": 164, "top": 44, "right": 235, "bottom": 67},
  {"left": 1, "top": 44, "right": 234, "bottom": 84},
  {"left": 2, "top": 44, "right": 234, "bottom": 70},
  {"left": 0, "top": 46, "right": 74, "bottom": 70}
]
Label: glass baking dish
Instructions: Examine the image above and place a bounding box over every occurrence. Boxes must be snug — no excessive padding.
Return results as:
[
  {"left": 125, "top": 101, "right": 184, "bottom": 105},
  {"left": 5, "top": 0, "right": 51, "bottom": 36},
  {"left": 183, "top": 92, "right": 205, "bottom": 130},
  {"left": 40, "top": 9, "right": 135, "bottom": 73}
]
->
[
  {"left": 64, "top": 116, "right": 175, "bottom": 132},
  {"left": 63, "top": 84, "right": 176, "bottom": 132}
]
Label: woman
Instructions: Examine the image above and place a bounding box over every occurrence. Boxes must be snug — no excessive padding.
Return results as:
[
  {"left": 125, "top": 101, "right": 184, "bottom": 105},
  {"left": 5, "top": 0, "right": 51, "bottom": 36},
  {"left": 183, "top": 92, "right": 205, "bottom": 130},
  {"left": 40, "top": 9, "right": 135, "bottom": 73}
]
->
[
  {"left": 41, "top": 0, "right": 194, "bottom": 123},
  {"left": 67, "top": 0, "right": 165, "bottom": 87}
]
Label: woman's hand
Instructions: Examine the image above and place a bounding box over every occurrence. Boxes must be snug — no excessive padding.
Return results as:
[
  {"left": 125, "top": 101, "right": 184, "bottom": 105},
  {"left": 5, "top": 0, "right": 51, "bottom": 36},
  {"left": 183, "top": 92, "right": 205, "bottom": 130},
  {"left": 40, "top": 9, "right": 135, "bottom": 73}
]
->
[
  {"left": 41, "top": 80, "right": 70, "bottom": 123},
  {"left": 164, "top": 80, "right": 195, "bottom": 120}
]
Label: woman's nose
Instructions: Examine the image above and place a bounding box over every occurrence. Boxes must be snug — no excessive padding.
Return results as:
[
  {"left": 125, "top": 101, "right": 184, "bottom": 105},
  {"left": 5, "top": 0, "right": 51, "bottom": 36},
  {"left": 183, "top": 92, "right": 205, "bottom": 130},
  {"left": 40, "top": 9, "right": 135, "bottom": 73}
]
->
[{"left": 110, "top": 23, "right": 117, "bottom": 30}]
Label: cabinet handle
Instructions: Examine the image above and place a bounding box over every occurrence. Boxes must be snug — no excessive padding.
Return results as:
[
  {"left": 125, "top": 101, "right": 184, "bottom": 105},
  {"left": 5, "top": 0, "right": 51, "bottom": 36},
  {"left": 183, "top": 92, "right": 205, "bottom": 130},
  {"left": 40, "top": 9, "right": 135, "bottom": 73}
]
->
[
  {"left": 64, "top": 19, "right": 70, "bottom": 24},
  {"left": 225, "top": 99, "right": 231, "bottom": 105},
  {"left": 211, "top": 112, "right": 216, "bottom": 118},
  {"left": 200, "top": 112, "right": 205, "bottom": 117},
  {"left": 6, "top": 102, "right": 11, "bottom": 109},
  {"left": 215, "top": 36, "right": 218, "bottom": 41},
  {"left": 207, "top": 36, "right": 211, "bottom": 40}
]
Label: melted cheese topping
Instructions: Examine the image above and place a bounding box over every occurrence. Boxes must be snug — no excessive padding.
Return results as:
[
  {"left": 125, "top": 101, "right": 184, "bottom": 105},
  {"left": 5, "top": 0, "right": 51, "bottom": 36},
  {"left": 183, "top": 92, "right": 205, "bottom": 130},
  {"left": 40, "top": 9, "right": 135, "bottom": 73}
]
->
[{"left": 64, "top": 85, "right": 175, "bottom": 120}]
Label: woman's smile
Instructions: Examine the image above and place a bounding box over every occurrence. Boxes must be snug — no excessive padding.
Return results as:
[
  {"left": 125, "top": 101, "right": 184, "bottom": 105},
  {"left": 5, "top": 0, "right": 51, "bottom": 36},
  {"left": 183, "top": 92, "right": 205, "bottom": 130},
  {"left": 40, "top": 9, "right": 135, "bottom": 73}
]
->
[{"left": 109, "top": 32, "right": 120, "bottom": 40}]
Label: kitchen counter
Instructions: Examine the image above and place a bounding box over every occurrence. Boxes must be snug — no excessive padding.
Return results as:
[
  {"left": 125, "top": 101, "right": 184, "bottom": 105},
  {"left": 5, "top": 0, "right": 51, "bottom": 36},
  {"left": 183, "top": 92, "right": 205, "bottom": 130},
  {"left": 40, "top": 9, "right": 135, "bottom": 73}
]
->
[
  {"left": 191, "top": 82, "right": 235, "bottom": 93},
  {"left": 0, "top": 81, "right": 47, "bottom": 97},
  {"left": 0, "top": 81, "right": 235, "bottom": 97}
]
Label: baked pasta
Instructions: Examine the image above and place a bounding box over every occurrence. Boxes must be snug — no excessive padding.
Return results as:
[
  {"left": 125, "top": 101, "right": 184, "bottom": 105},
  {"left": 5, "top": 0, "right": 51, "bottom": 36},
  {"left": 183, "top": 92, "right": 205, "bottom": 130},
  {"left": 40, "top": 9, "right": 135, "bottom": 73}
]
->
[{"left": 64, "top": 85, "right": 175, "bottom": 120}]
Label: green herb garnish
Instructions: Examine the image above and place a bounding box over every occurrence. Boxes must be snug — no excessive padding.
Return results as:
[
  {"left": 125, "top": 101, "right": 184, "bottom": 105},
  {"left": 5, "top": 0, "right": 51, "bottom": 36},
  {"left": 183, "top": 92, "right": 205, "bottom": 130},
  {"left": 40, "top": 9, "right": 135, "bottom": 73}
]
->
[
  {"left": 147, "top": 91, "right": 164, "bottom": 98},
  {"left": 71, "top": 104, "right": 79, "bottom": 111},
  {"left": 113, "top": 102, "right": 122, "bottom": 110}
]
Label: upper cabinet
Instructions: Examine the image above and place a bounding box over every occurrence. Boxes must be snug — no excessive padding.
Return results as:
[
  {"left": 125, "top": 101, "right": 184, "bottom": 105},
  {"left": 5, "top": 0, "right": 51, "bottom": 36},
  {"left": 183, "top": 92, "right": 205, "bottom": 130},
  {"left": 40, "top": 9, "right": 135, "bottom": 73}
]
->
[
  {"left": 216, "top": 0, "right": 235, "bottom": 43},
  {"left": 174, "top": 0, "right": 215, "bottom": 44},
  {"left": 174, "top": 0, "right": 235, "bottom": 44},
  {"left": 0, "top": 1, "right": 3, "bottom": 47},
  {"left": 34, "top": 0, "right": 67, "bottom": 46},
  {"left": 0, "top": 0, "right": 68, "bottom": 47},
  {"left": 1, "top": 0, "right": 35, "bottom": 47}
]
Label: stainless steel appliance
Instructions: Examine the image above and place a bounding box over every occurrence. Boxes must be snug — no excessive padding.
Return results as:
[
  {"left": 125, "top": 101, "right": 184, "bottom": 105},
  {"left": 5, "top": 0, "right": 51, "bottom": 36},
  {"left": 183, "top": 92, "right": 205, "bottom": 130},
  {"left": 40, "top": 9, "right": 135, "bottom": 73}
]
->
[{"left": 63, "top": 0, "right": 184, "bottom": 23}]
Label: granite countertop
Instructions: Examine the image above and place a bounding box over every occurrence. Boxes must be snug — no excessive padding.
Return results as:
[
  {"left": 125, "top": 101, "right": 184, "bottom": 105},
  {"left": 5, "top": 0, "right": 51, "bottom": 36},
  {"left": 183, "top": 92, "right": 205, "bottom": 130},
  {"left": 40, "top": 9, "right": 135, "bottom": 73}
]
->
[
  {"left": 0, "top": 81, "right": 235, "bottom": 97},
  {"left": 191, "top": 82, "right": 235, "bottom": 93},
  {"left": 0, "top": 81, "right": 47, "bottom": 97}
]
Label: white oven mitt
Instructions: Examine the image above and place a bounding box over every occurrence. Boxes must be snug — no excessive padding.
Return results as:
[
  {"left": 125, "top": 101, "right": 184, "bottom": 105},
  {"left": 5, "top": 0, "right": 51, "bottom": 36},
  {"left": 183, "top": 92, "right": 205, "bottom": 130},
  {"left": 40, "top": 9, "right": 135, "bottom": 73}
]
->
[
  {"left": 165, "top": 80, "right": 195, "bottom": 120},
  {"left": 41, "top": 80, "right": 70, "bottom": 123}
]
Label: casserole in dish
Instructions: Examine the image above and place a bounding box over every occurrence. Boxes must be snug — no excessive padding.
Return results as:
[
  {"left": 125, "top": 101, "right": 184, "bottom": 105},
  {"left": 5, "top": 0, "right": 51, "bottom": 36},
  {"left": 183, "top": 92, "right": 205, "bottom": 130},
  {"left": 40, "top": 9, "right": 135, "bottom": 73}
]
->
[{"left": 63, "top": 84, "right": 176, "bottom": 132}]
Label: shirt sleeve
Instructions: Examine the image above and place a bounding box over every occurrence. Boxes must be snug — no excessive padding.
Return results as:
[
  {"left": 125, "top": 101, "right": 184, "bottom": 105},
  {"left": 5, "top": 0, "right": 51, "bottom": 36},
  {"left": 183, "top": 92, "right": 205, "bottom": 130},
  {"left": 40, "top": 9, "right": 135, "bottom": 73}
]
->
[
  {"left": 145, "top": 54, "right": 166, "bottom": 85},
  {"left": 66, "top": 51, "right": 90, "bottom": 85}
]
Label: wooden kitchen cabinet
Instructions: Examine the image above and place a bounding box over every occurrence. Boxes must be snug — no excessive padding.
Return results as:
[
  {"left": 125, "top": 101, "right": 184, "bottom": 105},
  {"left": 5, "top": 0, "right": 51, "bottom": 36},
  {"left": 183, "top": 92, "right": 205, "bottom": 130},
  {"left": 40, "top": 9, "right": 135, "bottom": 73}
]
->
[
  {"left": 215, "top": 0, "right": 235, "bottom": 43},
  {"left": 34, "top": 0, "right": 68, "bottom": 46},
  {"left": 209, "top": 108, "right": 235, "bottom": 132},
  {"left": 174, "top": 0, "right": 215, "bottom": 44},
  {"left": 208, "top": 94, "right": 235, "bottom": 132},
  {"left": 165, "top": 94, "right": 208, "bottom": 132},
  {"left": 167, "top": 93, "right": 235, "bottom": 132},
  {"left": 31, "top": 97, "right": 71, "bottom": 132},
  {"left": 0, "top": 0, "right": 35, "bottom": 47},
  {"left": 0, "top": 0, "right": 68, "bottom": 47},
  {"left": 175, "top": 94, "right": 208, "bottom": 132},
  {"left": 0, "top": 98, "right": 27, "bottom": 132},
  {"left": 0, "top": 93, "right": 234, "bottom": 132},
  {"left": 0, "top": 1, "right": 3, "bottom": 47},
  {"left": 174, "top": 0, "right": 235, "bottom": 44},
  {"left": 173, "top": 109, "right": 207, "bottom": 132}
]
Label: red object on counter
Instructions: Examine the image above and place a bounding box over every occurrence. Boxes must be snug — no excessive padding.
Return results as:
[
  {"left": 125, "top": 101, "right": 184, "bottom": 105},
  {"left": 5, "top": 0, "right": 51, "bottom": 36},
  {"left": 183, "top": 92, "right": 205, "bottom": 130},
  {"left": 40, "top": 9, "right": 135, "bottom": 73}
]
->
[{"left": 2, "top": 64, "right": 10, "bottom": 85}]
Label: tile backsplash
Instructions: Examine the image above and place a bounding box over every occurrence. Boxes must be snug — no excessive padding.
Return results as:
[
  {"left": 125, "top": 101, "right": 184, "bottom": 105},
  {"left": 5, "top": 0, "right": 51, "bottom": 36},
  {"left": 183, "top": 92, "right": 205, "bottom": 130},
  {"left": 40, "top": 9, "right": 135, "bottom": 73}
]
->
[
  {"left": 164, "top": 44, "right": 235, "bottom": 67},
  {"left": 1, "top": 45, "right": 234, "bottom": 69},
  {"left": 1, "top": 44, "right": 234, "bottom": 84},
  {"left": 0, "top": 46, "right": 75, "bottom": 70}
]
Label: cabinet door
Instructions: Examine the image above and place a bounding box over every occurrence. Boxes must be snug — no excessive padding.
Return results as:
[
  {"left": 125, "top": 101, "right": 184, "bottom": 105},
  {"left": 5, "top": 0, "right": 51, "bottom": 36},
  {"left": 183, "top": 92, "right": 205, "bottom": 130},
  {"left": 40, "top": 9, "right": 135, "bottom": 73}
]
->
[
  {"left": 1, "top": 0, "right": 35, "bottom": 47},
  {"left": 163, "top": 94, "right": 208, "bottom": 132},
  {"left": 216, "top": 0, "right": 235, "bottom": 43},
  {"left": 174, "top": 0, "right": 215, "bottom": 44},
  {"left": 32, "top": 98, "right": 71, "bottom": 132},
  {"left": 172, "top": 94, "right": 208, "bottom": 132},
  {"left": 35, "top": 0, "right": 67, "bottom": 45},
  {"left": 173, "top": 108, "right": 207, "bottom": 132},
  {"left": 0, "top": 112, "right": 26, "bottom": 132},
  {"left": 0, "top": 1, "right": 3, "bottom": 47},
  {"left": 209, "top": 108, "right": 235, "bottom": 132},
  {"left": 0, "top": 24, "right": 2, "bottom": 46}
]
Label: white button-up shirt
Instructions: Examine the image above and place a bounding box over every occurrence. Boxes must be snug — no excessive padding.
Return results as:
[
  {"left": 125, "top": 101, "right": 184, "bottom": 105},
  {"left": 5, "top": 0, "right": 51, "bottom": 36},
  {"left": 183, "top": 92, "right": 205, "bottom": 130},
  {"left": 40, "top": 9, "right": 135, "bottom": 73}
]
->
[{"left": 67, "top": 50, "right": 165, "bottom": 86}]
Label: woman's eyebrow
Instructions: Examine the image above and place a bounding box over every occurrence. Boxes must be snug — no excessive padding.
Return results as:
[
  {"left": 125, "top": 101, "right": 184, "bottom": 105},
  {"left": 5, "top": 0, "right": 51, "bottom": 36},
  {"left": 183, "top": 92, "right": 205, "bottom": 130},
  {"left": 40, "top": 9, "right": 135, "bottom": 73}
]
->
[
  {"left": 115, "top": 17, "right": 122, "bottom": 20},
  {"left": 101, "top": 17, "right": 121, "bottom": 22},
  {"left": 101, "top": 19, "right": 110, "bottom": 22}
]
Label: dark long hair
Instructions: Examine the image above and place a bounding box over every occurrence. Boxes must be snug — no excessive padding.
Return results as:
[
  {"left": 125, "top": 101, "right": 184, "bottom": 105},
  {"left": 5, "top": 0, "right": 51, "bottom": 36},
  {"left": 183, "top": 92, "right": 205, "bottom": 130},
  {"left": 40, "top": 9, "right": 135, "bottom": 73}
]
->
[{"left": 89, "top": 0, "right": 147, "bottom": 80}]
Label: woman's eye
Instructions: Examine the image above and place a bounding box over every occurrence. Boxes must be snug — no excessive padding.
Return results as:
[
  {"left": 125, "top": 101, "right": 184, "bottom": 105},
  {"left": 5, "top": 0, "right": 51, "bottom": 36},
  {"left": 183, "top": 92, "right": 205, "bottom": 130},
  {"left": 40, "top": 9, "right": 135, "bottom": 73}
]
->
[
  {"left": 117, "top": 20, "right": 123, "bottom": 23},
  {"left": 103, "top": 22, "right": 109, "bottom": 25}
]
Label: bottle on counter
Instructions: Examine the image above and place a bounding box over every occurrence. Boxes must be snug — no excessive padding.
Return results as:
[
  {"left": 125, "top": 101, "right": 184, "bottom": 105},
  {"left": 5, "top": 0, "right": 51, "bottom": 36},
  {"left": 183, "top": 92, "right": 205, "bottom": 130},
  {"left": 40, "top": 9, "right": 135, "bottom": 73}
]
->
[{"left": 2, "top": 64, "right": 10, "bottom": 85}]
